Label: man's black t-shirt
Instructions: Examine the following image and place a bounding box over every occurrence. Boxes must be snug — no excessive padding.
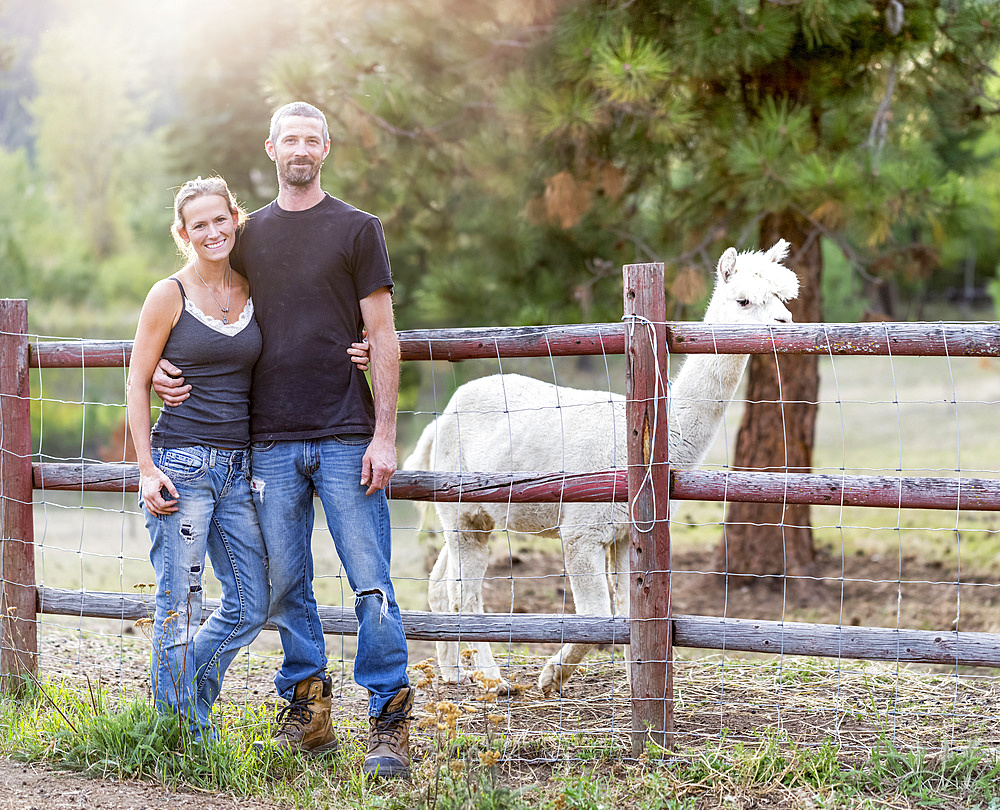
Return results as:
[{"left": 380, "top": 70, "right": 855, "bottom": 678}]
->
[{"left": 231, "top": 194, "right": 393, "bottom": 442}]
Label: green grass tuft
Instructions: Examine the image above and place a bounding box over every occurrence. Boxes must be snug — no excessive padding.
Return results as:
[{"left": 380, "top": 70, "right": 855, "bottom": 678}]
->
[{"left": 3, "top": 674, "right": 1000, "bottom": 809}]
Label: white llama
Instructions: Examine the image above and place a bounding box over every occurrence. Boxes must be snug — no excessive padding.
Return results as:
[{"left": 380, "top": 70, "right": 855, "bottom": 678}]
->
[{"left": 404, "top": 240, "right": 799, "bottom": 693}]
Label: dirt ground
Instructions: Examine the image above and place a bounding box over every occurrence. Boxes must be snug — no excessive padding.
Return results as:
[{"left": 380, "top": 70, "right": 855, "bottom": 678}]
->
[
  {"left": 9, "top": 539, "right": 1000, "bottom": 808},
  {"left": 0, "top": 759, "right": 286, "bottom": 810},
  {"left": 478, "top": 535, "right": 1000, "bottom": 635}
]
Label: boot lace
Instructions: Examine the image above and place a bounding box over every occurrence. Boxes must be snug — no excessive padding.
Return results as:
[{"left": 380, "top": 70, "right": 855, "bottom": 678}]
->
[
  {"left": 369, "top": 704, "right": 410, "bottom": 747},
  {"left": 276, "top": 695, "right": 315, "bottom": 733}
]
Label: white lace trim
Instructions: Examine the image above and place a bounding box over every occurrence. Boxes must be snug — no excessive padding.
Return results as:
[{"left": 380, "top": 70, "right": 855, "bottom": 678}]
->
[{"left": 184, "top": 297, "right": 254, "bottom": 336}]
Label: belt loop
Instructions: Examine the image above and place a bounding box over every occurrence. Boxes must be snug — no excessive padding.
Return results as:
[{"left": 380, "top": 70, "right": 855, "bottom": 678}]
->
[{"left": 209, "top": 447, "right": 217, "bottom": 468}]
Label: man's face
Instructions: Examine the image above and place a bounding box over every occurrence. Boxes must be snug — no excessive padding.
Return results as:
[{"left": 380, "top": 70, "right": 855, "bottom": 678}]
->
[{"left": 265, "top": 115, "right": 330, "bottom": 188}]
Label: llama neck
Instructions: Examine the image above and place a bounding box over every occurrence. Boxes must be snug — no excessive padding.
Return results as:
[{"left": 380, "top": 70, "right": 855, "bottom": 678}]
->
[{"left": 666, "top": 352, "right": 748, "bottom": 468}]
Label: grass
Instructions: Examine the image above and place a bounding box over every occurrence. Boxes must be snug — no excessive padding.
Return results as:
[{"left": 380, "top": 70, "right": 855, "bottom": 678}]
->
[
  {"left": 0, "top": 678, "right": 416, "bottom": 808},
  {"left": 3, "top": 657, "right": 1000, "bottom": 809}
]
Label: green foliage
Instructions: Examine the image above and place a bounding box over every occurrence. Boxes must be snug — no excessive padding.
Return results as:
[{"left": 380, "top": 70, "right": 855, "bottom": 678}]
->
[
  {"left": 590, "top": 29, "right": 671, "bottom": 106},
  {"left": 51, "top": 699, "right": 187, "bottom": 778},
  {"left": 164, "top": 0, "right": 310, "bottom": 210},
  {"left": 0, "top": 146, "right": 42, "bottom": 298},
  {"left": 521, "top": 0, "right": 1000, "bottom": 314},
  {"left": 255, "top": 2, "right": 540, "bottom": 327},
  {"left": 29, "top": 365, "right": 131, "bottom": 461},
  {"left": 30, "top": 0, "right": 170, "bottom": 264},
  {"left": 0, "top": 1, "right": 174, "bottom": 326},
  {"left": 990, "top": 276, "right": 1000, "bottom": 319},
  {"left": 427, "top": 775, "right": 529, "bottom": 810},
  {"left": 820, "top": 239, "right": 867, "bottom": 323},
  {"left": 859, "top": 741, "right": 1000, "bottom": 806},
  {"left": 0, "top": 679, "right": 417, "bottom": 807},
  {"left": 9, "top": 0, "right": 1000, "bottom": 340}
]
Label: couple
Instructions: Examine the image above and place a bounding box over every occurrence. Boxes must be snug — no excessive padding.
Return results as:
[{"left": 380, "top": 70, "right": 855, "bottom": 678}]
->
[{"left": 125, "top": 101, "right": 411, "bottom": 778}]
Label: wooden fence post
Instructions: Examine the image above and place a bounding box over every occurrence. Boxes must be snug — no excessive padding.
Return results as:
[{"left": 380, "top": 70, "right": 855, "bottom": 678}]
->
[
  {"left": 0, "top": 299, "right": 37, "bottom": 692},
  {"left": 623, "top": 264, "right": 673, "bottom": 754}
]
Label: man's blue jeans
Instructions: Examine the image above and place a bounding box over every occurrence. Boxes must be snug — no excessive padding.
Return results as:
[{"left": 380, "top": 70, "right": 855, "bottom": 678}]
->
[
  {"left": 250, "top": 436, "right": 409, "bottom": 717},
  {"left": 144, "top": 446, "right": 269, "bottom": 736}
]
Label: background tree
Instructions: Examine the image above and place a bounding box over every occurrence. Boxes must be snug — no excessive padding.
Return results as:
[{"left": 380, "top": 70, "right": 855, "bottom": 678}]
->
[
  {"left": 515, "top": 0, "right": 1000, "bottom": 584},
  {"left": 30, "top": 2, "right": 167, "bottom": 263},
  {"left": 165, "top": 0, "right": 309, "bottom": 210},
  {"left": 255, "top": 0, "right": 641, "bottom": 329},
  {"left": 3, "top": 0, "right": 1000, "bottom": 476}
]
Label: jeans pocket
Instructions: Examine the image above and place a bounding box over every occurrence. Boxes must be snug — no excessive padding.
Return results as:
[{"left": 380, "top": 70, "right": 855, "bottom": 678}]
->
[
  {"left": 333, "top": 433, "right": 371, "bottom": 447},
  {"left": 158, "top": 447, "right": 208, "bottom": 483},
  {"left": 251, "top": 440, "right": 276, "bottom": 453}
]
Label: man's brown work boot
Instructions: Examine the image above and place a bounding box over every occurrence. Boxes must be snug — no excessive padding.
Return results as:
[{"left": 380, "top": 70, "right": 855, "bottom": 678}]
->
[
  {"left": 265, "top": 674, "right": 339, "bottom": 754},
  {"left": 363, "top": 685, "right": 413, "bottom": 778}
]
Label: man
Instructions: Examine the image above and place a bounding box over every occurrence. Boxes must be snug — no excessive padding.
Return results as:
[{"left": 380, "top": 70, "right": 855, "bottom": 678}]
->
[{"left": 154, "top": 101, "right": 411, "bottom": 778}]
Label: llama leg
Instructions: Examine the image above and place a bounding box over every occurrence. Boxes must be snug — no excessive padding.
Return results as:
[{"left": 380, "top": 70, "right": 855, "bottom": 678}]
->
[
  {"left": 434, "top": 517, "right": 508, "bottom": 690},
  {"left": 428, "top": 543, "right": 465, "bottom": 685},
  {"left": 539, "top": 533, "right": 609, "bottom": 694},
  {"left": 448, "top": 526, "right": 508, "bottom": 689}
]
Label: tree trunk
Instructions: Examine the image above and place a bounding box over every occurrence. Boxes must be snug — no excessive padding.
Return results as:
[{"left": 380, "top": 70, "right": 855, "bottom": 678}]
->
[{"left": 715, "top": 211, "right": 823, "bottom": 585}]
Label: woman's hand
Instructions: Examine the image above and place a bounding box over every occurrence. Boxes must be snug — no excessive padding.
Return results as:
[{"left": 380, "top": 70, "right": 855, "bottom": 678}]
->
[
  {"left": 347, "top": 328, "right": 370, "bottom": 372},
  {"left": 140, "top": 467, "right": 180, "bottom": 516}
]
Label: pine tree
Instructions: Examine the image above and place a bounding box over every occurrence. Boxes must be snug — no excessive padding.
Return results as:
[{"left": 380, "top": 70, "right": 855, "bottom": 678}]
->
[{"left": 521, "top": 0, "right": 1000, "bottom": 581}]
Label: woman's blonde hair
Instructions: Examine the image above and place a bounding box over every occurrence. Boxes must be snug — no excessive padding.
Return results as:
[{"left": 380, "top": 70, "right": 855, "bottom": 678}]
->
[{"left": 170, "top": 176, "right": 247, "bottom": 259}]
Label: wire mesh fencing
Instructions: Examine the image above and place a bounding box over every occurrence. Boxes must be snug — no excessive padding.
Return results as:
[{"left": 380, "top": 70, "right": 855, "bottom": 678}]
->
[{"left": 4, "top": 301, "right": 1000, "bottom": 765}]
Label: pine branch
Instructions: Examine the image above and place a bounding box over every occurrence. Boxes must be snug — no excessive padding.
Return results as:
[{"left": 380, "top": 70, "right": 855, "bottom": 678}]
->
[
  {"left": 605, "top": 226, "right": 660, "bottom": 263},
  {"left": 789, "top": 202, "right": 878, "bottom": 283},
  {"left": 865, "top": 61, "right": 898, "bottom": 159}
]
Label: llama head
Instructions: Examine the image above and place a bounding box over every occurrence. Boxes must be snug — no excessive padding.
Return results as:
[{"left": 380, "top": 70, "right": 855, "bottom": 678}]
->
[{"left": 706, "top": 238, "right": 800, "bottom": 325}]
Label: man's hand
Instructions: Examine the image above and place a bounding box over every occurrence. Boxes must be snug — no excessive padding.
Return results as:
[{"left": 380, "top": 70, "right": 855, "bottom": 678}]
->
[
  {"left": 360, "top": 435, "right": 397, "bottom": 496},
  {"left": 151, "top": 358, "right": 190, "bottom": 407},
  {"left": 347, "top": 328, "right": 370, "bottom": 373},
  {"left": 358, "top": 288, "right": 398, "bottom": 496}
]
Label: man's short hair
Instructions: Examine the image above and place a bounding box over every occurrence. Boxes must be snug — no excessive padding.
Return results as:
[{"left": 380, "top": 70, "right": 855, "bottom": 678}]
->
[{"left": 269, "top": 101, "right": 330, "bottom": 144}]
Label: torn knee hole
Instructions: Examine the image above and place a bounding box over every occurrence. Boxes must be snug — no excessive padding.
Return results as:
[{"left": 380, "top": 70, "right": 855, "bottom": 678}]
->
[
  {"left": 179, "top": 520, "right": 197, "bottom": 545},
  {"left": 355, "top": 588, "right": 390, "bottom": 621}
]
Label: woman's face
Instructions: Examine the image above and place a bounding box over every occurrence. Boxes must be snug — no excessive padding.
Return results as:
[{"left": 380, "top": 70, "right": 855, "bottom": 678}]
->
[{"left": 178, "top": 194, "right": 237, "bottom": 263}]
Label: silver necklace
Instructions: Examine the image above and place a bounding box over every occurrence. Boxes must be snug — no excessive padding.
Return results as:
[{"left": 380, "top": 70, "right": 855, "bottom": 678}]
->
[{"left": 193, "top": 264, "right": 233, "bottom": 323}]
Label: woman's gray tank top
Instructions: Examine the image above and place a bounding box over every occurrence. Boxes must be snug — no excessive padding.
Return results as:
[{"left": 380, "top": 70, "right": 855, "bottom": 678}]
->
[{"left": 150, "top": 277, "right": 262, "bottom": 450}]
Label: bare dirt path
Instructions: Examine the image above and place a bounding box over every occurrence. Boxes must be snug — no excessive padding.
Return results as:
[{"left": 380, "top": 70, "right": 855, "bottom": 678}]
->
[{"left": 0, "top": 758, "right": 288, "bottom": 810}]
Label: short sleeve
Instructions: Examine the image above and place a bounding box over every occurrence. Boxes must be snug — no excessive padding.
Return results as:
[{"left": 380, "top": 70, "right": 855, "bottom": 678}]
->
[{"left": 353, "top": 217, "right": 393, "bottom": 300}]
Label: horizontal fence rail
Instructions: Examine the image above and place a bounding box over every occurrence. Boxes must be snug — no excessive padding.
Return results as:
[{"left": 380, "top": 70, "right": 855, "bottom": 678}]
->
[
  {"left": 27, "top": 321, "right": 1000, "bottom": 367},
  {"left": 10, "top": 310, "right": 1000, "bottom": 739},
  {"left": 38, "top": 587, "right": 1000, "bottom": 669},
  {"left": 33, "top": 464, "right": 1000, "bottom": 511}
]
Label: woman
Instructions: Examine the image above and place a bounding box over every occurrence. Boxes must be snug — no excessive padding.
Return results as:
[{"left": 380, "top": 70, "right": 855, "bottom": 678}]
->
[{"left": 126, "top": 176, "right": 268, "bottom": 740}]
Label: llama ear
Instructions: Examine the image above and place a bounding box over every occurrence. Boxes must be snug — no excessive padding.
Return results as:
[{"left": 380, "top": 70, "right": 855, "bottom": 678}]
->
[
  {"left": 717, "top": 247, "right": 738, "bottom": 283},
  {"left": 765, "top": 238, "right": 791, "bottom": 264}
]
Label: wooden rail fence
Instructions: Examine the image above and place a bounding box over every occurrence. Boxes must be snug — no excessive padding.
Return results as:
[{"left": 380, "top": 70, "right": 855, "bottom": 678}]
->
[{"left": 4, "top": 276, "right": 1000, "bottom": 754}]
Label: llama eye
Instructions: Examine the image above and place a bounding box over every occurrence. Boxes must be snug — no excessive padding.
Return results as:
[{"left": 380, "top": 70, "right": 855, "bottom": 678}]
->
[{"left": 737, "top": 299, "right": 750, "bottom": 308}]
